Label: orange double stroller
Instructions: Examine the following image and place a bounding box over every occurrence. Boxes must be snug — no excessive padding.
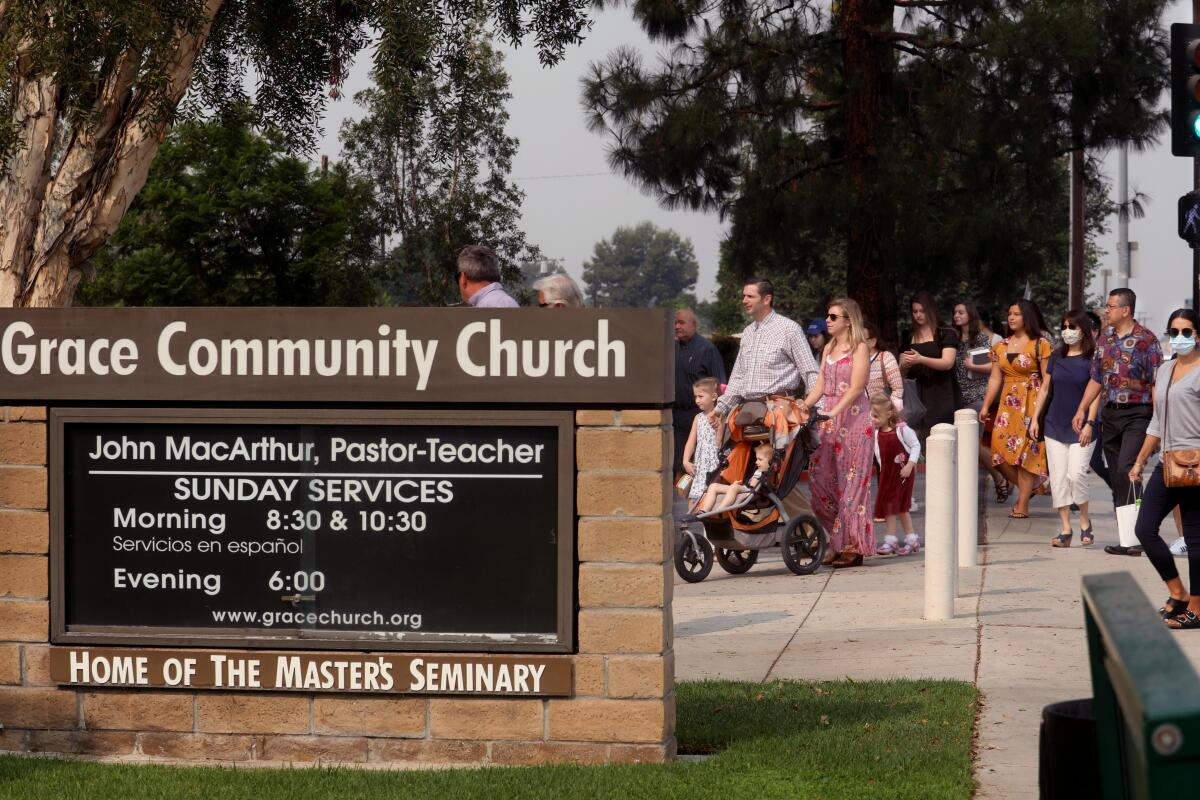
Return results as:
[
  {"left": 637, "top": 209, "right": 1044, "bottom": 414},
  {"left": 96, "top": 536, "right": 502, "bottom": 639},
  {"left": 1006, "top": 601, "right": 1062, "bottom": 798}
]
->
[{"left": 674, "top": 395, "right": 828, "bottom": 582}]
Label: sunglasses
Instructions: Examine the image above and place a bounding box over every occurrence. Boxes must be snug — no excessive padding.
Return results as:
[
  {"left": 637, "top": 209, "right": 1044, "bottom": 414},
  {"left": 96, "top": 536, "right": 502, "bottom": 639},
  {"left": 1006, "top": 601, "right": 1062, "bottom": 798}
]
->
[
  {"left": 826, "top": 313, "right": 846, "bottom": 321},
  {"left": 1062, "top": 323, "right": 1079, "bottom": 330},
  {"left": 1169, "top": 327, "right": 1197, "bottom": 338}
]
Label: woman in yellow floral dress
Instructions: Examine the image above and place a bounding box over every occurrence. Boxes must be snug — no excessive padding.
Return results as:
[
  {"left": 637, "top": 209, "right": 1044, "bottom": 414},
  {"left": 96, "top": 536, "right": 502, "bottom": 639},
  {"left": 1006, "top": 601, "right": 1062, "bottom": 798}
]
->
[{"left": 980, "top": 299, "right": 1051, "bottom": 519}]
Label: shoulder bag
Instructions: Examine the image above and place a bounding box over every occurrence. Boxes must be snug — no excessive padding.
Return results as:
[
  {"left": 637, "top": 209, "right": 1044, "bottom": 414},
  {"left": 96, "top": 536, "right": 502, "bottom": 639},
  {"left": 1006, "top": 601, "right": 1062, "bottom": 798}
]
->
[{"left": 1162, "top": 361, "right": 1200, "bottom": 487}]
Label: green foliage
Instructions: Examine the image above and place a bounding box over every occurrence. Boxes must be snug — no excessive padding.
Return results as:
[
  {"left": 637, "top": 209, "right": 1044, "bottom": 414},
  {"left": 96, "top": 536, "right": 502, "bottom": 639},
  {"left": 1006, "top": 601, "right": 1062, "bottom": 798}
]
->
[
  {"left": 583, "top": 222, "right": 699, "bottom": 308},
  {"left": 584, "top": 0, "right": 1169, "bottom": 339},
  {"left": 341, "top": 29, "right": 536, "bottom": 306},
  {"left": 78, "top": 106, "right": 381, "bottom": 306}
]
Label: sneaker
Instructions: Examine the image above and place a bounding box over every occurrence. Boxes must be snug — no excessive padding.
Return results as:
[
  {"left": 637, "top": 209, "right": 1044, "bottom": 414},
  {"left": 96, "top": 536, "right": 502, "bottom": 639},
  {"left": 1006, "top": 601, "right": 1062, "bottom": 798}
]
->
[
  {"left": 876, "top": 535, "right": 899, "bottom": 556},
  {"left": 1171, "top": 537, "right": 1188, "bottom": 557},
  {"left": 910, "top": 500, "right": 919, "bottom": 512},
  {"left": 897, "top": 533, "right": 921, "bottom": 556}
]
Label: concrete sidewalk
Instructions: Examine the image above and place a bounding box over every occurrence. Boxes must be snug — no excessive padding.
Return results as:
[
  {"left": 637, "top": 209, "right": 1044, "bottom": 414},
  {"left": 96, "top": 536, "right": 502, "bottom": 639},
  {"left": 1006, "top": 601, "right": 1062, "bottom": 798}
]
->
[{"left": 672, "top": 473, "right": 1200, "bottom": 799}]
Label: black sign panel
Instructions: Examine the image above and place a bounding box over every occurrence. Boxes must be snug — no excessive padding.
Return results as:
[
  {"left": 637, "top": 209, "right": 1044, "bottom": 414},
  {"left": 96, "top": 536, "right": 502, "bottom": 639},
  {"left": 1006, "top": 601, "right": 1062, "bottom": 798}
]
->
[{"left": 51, "top": 409, "right": 574, "bottom": 652}]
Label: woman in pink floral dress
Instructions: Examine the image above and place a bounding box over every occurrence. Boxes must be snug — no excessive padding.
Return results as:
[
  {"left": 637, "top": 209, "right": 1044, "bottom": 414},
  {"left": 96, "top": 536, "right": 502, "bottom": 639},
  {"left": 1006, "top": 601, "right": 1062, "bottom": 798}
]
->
[
  {"left": 803, "top": 298, "right": 875, "bottom": 568},
  {"left": 979, "top": 299, "right": 1051, "bottom": 519}
]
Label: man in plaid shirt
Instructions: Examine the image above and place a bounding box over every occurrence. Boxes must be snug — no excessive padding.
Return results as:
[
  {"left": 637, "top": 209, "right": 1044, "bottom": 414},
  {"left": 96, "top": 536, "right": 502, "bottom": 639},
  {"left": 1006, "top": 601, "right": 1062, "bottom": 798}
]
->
[{"left": 711, "top": 278, "right": 819, "bottom": 423}]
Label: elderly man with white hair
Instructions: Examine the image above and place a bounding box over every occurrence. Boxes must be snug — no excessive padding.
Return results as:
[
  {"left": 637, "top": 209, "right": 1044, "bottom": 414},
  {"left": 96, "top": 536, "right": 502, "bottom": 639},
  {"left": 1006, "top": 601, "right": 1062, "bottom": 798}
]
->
[{"left": 532, "top": 273, "right": 584, "bottom": 308}]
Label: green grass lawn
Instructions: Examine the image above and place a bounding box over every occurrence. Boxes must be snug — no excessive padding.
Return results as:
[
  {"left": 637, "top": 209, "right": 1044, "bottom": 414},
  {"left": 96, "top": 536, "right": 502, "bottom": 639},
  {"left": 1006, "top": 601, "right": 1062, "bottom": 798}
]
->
[{"left": 0, "top": 679, "right": 977, "bottom": 800}]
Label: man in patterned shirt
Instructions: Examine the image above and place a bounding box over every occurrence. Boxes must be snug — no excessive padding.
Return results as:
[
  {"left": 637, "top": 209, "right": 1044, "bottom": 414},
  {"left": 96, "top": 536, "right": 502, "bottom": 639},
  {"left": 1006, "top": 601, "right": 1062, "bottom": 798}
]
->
[
  {"left": 710, "top": 278, "right": 819, "bottom": 424},
  {"left": 1072, "top": 288, "right": 1162, "bottom": 556}
]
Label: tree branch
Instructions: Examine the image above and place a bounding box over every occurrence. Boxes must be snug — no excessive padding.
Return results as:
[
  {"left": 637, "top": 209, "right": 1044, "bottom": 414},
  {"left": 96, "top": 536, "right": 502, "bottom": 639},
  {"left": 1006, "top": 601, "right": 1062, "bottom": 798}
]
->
[
  {"left": 776, "top": 157, "right": 847, "bottom": 188},
  {"left": 865, "top": 27, "right": 975, "bottom": 51}
]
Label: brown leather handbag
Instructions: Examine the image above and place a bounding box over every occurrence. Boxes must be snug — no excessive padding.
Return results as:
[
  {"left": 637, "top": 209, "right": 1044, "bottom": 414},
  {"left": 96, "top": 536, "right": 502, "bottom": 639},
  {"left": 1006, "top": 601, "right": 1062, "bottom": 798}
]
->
[{"left": 1162, "top": 362, "right": 1200, "bottom": 487}]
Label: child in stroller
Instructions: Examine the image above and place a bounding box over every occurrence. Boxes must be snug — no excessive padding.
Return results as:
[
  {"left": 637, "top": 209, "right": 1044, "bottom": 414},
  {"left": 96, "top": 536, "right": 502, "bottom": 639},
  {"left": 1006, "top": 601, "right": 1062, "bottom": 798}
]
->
[{"left": 689, "top": 441, "right": 774, "bottom": 517}]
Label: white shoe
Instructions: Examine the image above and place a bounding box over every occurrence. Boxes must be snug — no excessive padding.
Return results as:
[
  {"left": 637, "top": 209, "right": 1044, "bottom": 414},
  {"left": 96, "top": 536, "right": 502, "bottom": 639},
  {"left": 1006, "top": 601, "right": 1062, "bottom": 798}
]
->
[
  {"left": 910, "top": 500, "right": 919, "bottom": 512},
  {"left": 1170, "top": 537, "right": 1188, "bottom": 557}
]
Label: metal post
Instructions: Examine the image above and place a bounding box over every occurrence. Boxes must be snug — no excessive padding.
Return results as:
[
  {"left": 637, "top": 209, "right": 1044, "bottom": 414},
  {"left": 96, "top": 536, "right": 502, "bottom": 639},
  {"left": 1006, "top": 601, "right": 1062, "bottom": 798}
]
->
[
  {"left": 924, "top": 424, "right": 957, "bottom": 620},
  {"left": 1117, "top": 143, "right": 1130, "bottom": 290},
  {"left": 954, "top": 409, "right": 979, "bottom": 569}
]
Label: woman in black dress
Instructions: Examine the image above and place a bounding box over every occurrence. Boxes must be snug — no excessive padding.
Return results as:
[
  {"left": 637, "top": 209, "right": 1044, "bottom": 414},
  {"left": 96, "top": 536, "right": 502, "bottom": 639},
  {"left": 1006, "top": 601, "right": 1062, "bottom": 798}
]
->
[{"left": 900, "top": 292, "right": 960, "bottom": 441}]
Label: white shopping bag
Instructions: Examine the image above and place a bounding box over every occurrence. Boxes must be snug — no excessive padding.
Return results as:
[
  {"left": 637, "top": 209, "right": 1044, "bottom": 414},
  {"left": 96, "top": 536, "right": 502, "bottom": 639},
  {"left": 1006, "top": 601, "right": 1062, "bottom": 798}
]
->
[{"left": 1116, "top": 488, "right": 1141, "bottom": 548}]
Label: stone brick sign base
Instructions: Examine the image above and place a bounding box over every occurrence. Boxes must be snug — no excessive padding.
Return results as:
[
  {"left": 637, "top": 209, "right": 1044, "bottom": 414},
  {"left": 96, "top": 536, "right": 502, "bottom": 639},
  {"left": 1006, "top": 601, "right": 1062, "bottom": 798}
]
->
[{"left": 0, "top": 407, "right": 675, "bottom": 766}]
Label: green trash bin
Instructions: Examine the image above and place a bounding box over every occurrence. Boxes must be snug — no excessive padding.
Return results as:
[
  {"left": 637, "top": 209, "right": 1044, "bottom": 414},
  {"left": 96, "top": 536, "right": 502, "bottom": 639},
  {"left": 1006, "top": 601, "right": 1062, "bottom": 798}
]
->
[{"left": 1039, "top": 698, "right": 1101, "bottom": 800}]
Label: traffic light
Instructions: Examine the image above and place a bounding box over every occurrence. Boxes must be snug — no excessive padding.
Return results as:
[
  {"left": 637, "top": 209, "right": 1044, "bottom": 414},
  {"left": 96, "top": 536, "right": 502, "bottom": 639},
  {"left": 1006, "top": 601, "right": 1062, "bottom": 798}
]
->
[
  {"left": 1181, "top": 192, "right": 1200, "bottom": 247},
  {"left": 1171, "top": 23, "right": 1200, "bottom": 157}
]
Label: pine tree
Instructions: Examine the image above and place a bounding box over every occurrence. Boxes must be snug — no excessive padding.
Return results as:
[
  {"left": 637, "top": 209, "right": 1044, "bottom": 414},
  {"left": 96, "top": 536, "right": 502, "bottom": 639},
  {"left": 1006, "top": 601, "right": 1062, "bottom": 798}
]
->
[{"left": 583, "top": 0, "right": 1169, "bottom": 343}]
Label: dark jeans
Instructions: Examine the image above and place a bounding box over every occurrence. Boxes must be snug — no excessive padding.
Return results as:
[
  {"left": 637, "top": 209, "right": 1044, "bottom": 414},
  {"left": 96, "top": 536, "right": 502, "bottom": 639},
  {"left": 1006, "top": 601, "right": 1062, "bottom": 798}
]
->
[
  {"left": 1102, "top": 404, "right": 1152, "bottom": 506},
  {"left": 1089, "top": 428, "right": 1111, "bottom": 489},
  {"left": 1134, "top": 465, "right": 1200, "bottom": 592}
]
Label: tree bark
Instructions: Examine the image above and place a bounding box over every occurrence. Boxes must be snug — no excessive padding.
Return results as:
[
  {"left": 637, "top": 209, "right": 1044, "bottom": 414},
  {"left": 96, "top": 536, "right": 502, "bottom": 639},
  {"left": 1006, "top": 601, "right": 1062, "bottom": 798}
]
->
[
  {"left": 1069, "top": 147, "right": 1085, "bottom": 309},
  {"left": 840, "top": 0, "right": 898, "bottom": 348},
  {"left": 0, "top": 0, "right": 225, "bottom": 308}
]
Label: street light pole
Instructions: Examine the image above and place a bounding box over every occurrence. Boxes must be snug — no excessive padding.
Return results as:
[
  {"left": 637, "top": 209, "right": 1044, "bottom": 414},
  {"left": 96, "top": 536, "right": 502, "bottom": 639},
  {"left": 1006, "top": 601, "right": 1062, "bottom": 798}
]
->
[{"left": 1195, "top": 0, "right": 1200, "bottom": 311}]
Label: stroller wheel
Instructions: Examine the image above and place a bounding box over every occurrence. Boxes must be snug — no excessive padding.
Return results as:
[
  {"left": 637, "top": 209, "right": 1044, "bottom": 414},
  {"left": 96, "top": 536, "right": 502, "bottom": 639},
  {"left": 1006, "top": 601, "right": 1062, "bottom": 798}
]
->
[
  {"left": 715, "top": 548, "right": 758, "bottom": 574},
  {"left": 674, "top": 531, "right": 714, "bottom": 583},
  {"left": 781, "top": 514, "right": 826, "bottom": 576}
]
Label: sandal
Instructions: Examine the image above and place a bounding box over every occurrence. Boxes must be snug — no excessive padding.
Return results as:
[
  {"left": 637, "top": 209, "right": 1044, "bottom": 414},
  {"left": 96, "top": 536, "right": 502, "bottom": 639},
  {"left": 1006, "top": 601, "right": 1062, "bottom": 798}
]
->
[
  {"left": 1166, "top": 610, "right": 1200, "bottom": 630},
  {"left": 995, "top": 480, "right": 1012, "bottom": 503},
  {"left": 832, "top": 552, "right": 864, "bottom": 569},
  {"left": 1051, "top": 532, "right": 1073, "bottom": 548},
  {"left": 1080, "top": 526, "right": 1094, "bottom": 546},
  {"left": 822, "top": 550, "right": 839, "bottom": 566},
  {"left": 1159, "top": 597, "right": 1189, "bottom": 621},
  {"left": 1008, "top": 510, "right": 1029, "bottom": 519}
]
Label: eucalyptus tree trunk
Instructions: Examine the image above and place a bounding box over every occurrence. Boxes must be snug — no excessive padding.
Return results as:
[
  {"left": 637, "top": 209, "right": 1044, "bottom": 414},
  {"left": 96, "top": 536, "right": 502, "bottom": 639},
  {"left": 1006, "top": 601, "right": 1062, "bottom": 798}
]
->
[{"left": 0, "top": 0, "right": 224, "bottom": 307}]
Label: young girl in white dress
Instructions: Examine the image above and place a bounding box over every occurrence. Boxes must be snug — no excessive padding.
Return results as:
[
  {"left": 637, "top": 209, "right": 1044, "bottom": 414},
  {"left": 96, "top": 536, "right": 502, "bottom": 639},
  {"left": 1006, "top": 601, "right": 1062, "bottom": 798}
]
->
[{"left": 682, "top": 377, "right": 722, "bottom": 504}]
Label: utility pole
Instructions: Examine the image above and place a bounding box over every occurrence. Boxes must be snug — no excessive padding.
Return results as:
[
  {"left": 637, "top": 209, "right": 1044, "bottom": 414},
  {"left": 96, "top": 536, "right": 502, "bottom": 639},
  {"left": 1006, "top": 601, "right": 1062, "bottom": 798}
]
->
[
  {"left": 1195, "top": 0, "right": 1200, "bottom": 313},
  {"left": 1117, "top": 143, "right": 1130, "bottom": 290}
]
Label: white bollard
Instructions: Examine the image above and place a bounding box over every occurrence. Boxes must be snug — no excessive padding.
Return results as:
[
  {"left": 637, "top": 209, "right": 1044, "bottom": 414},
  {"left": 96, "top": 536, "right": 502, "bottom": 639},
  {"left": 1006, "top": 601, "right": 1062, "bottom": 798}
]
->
[
  {"left": 924, "top": 425, "right": 957, "bottom": 621},
  {"left": 954, "top": 409, "right": 980, "bottom": 569}
]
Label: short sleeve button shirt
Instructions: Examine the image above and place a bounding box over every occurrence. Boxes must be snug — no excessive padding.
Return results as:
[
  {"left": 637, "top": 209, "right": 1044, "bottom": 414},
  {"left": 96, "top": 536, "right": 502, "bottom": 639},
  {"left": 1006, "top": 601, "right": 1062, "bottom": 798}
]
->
[{"left": 1089, "top": 321, "right": 1162, "bottom": 405}]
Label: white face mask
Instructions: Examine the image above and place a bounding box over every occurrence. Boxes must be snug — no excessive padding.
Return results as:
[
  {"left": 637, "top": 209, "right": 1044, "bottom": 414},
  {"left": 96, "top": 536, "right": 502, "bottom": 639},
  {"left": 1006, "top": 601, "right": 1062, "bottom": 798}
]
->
[{"left": 1061, "top": 328, "right": 1082, "bottom": 345}]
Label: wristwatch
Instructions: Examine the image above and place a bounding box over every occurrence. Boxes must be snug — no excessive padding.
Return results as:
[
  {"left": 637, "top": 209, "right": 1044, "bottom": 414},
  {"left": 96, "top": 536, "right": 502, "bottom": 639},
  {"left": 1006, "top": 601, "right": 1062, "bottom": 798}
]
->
[{"left": 1086, "top": 419, "right": 1098, "bottom": 427}]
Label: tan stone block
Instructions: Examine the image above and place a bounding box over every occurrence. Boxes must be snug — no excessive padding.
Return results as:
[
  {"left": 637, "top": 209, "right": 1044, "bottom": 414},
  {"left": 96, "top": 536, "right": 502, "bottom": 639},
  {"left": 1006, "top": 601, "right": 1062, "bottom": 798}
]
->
[
  {"left": 0, "top": 425, "right": 45, "bottom": 466},
  {"left": 577, "top": 471, "right": 666, "bottom": 517},
  {"left": 84, "top": 691, "right": 194, "bottom": 732},
  {"left": 578, "top": 518, "right": 669, "bottom": 563},
  {"left": 369, "top": 738, "right": 487, "bottom": 764},
  {"left": 607, "top": 656, "right": 669, "bottom": 699},
  {"left": 608, "top": 742, "right": 669, "bottom": 763},
  {"left": 29, "top": 730, "right": 134, "bottom": 756},
  {"left": 578, "top": 609, "right": 666, "bottom": 654},
  {"left": 24, "top": 644, "right": 51, "bottom": 685},
  {"left": 492, "top": 740, "right": 608, "bottom": 765},
  {"left": 0, "top": 687, "right": 77, "bottom": 729},
  {"left": 0, "top": 644, "right": 19, "bottom": 685},
  {"left": 618, "top": 409, "right": 668, "bottom": 426},
  {"left": 139, "top": 733, "right": 260, "bottom": 761},
  {"left": 575, "top": 410, "right": 617, "bottom": 426},
  {"left": 6, "top": 408, "right": 46, "bottom": 423},
  {"left": 0, "top": 511, "right": 48, "bottom": 554},
  {"left": 260, "top": 735, "right": 369, "bottom": 763},
  {"left": 576, "top": 429, "right": 665, "bottom": 471},
  {"left": 197, "top": 694, "right": 309, "bottom": 734},
  {"left": 313, "top": 696, "right": 425, "bottom": 737},
  {"left": 0, "top": 730, "right": 26, "bottom": 751},
  {"left": 429, "top": 698, "right": 543, "bottom": 740},
  {"left": 573, "top": 655, "right": 605, "bottom": 697},
  {"left": 548, "top": 699, "right": 667, "bottom": 743},
  {"left": 0, "top": 599, "right": 47, "bottom": 641},
  {"left": 579, "top": 563, "right": 665, "bottom": 608},
  {"left": 0, "top": 468, "right": 46, "bottom": 510},
  {"left": 0, "top": 555, "right": 46, "bottom": 598}
]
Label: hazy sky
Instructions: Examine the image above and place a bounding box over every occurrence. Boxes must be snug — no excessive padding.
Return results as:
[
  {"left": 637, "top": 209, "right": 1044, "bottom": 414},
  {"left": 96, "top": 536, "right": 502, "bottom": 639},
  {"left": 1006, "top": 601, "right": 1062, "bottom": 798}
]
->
[{"left": 316, "top": 1, "right": 1196, "bottom": 330}]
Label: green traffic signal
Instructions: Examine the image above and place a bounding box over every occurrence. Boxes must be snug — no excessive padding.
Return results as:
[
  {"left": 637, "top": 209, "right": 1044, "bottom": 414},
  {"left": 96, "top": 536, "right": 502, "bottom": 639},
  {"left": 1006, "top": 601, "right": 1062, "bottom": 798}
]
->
[{"left": 1171, "top": 24, "right": 1200, "bottom": 156}]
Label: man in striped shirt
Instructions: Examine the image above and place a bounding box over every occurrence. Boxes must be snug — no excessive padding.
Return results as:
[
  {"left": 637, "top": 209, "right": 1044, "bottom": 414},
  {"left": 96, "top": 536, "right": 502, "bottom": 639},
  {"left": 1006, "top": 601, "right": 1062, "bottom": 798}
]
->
[{"left": 710, "top": 278, "right": 820, "bottom": 424}]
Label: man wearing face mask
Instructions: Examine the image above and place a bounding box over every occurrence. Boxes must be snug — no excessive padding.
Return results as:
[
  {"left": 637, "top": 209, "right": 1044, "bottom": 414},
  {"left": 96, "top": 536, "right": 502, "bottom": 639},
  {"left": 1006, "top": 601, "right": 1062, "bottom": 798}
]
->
[{"left": 1072, "top": 289, "right": 1163, "bottom": 556}]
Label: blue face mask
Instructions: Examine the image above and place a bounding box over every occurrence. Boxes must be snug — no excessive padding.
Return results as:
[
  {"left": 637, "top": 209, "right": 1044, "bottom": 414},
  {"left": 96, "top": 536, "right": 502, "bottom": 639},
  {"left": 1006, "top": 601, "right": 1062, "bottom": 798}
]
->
[{"left": 1172, "top": 335, "right": 1197, "bottom": 356}]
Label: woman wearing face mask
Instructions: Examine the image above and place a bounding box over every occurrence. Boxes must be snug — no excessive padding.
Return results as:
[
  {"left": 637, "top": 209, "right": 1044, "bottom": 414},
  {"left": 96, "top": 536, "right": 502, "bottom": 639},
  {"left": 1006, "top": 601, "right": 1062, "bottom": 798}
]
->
[
  {"left": 1128, "top": 309, "right": 1200, "bottom": 628},
  {"left": 1030, "top": 310, "right": 1101, "bottom": 546}
]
